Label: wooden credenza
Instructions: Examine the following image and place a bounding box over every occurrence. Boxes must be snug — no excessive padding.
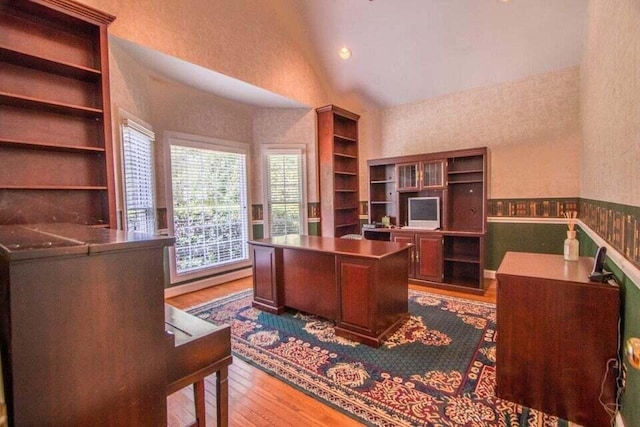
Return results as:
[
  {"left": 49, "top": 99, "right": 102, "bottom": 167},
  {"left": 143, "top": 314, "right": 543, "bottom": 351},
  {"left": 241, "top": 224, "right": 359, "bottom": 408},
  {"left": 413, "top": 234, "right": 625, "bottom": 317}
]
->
[
  {"left": 496, "top": 252, "right": 620, "bottom": 427},
  {"left": 0, "top": 224, "right": 174, "bottom": 426},
  {"left": 249, "top": 235, "right": 411, "bottom": 347}
]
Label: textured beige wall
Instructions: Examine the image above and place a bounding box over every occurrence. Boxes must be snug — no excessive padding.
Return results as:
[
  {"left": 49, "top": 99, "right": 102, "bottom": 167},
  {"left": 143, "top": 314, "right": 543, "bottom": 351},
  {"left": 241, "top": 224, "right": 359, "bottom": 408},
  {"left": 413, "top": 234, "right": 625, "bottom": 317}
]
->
[
  {"left": 110, "top": 43, "right": 322, "bottom": 212},
  {"left": 109, "top": 45, "right": 255, "bottom": 210},
  {"left": 148, "top": 77, "right": 255, "bottom": 208},
  {"left": 84, "top": 0, "right": 328, "bottom": 107},
  {"left": 109, "top": 40, "right": 153, "bottom": 122},
  {"left": 581, "top": 0, "right": 640, "bottom": 206},
  {"left": 251, "top": 109, "right": 317, "bottom": 204},
  {"left": 365, "top": 67, "right": 581, "bottom": 199}
]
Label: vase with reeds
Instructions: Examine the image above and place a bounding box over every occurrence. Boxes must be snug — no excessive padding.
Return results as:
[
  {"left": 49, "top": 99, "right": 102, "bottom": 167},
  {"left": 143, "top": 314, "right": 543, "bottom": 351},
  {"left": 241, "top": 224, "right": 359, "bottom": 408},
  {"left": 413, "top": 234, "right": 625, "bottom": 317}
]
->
[{"left": 563, "top": 211, "right": 579, "bottom": 261}]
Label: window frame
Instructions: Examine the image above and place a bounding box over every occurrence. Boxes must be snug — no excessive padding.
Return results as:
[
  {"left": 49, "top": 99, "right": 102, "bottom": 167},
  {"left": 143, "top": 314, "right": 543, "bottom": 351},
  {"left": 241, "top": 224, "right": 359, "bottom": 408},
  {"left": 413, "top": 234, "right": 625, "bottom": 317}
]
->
[
  {"left": 263, "top": 145, "right": 308, "bottom": 238},
  {"left": 165, "top": 131, "right": 252, "bottom": 284},
  {"left": 118, "top": 115, "right": 157, "bottom": 234}
]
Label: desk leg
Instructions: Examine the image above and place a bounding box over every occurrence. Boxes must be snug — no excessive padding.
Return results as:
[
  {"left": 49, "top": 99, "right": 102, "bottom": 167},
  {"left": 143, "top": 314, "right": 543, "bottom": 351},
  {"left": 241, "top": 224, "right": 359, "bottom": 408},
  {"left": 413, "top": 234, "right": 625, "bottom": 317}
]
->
[
  {"left": 193, "top": 380, "right": 206, "bottom": 426},
  {"left": 216, "top": 366, "right": 229, "bottom": 427}
]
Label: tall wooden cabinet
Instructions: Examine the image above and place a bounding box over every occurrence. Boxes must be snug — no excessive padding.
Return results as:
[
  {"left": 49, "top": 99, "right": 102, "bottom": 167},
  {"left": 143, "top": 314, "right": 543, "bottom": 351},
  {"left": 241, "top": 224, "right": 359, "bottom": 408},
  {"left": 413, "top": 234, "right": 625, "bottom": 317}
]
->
[
  {"left": 0, "top": 0, "right": 116, "bottom": 227},
  {"left": 366, "top": 147, "right": 487, "bottom": 294},
  {"left": 316, "top": 105, "right": 360, "bottom": 237}
]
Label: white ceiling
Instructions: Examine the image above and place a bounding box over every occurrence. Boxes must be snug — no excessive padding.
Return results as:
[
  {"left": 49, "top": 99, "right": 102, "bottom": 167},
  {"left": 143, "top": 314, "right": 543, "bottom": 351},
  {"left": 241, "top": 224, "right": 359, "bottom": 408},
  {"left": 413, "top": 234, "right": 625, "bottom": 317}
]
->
[
  {"left": 296, "top": 0, "right": 589, "bottom": 107},
  {"left": 113, "top": 1, "right": 588, "bottom": 109}
]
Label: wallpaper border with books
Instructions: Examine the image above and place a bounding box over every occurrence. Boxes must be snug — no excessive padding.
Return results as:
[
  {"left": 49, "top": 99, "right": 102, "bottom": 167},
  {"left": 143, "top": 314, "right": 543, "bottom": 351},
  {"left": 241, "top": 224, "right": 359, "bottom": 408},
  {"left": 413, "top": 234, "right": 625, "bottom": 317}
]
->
[{"left": 488, "top": 197, "right": 640, "bottom": 269}]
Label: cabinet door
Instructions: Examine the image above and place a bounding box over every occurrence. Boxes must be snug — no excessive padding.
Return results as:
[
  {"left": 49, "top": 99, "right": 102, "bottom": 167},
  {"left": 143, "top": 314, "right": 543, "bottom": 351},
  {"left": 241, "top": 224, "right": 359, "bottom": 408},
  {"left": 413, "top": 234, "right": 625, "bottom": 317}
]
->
[
  {"left": 421, "top": 160, "right": 444, "bottom": 188},
  {"left": 391, "top": 232, "right": 415, "bottom": 278},
  {"left": 415, "top": 234, "right": 443, "bottom": 282},
  {"left": 337, "top": 257, "right": 375, "bottom": 332},
  {"left": 251, "top": 245, "right": 283, "bottom": 313},
  {"left": 397, "top": 162, "right": 419, "bottom": 191}
]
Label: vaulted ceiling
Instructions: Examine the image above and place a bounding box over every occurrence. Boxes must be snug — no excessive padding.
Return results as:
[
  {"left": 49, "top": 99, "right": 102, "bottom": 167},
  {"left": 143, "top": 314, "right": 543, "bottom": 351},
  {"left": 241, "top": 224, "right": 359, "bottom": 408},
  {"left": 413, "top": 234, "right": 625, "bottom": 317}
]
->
[
  {"left": 294, "top": 0, "right": 588, "bottom": 108},
  {"left": 114, "top": 0, "right": 589, "bottom": 110}
]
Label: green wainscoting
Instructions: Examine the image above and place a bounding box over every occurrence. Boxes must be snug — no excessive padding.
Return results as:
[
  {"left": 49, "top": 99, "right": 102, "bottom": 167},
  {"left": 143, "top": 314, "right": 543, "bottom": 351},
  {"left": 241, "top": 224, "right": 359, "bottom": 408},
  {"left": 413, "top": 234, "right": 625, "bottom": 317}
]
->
[
  {"left": 252, "top": 224, "right": 264, "bottom": 240},
  {"left": 308, "top": 221, "right": 320, "bottom": 236},
  {"left": 621, "top": 282, "right": 640, "bottom": 427},
  {"left": 578, "top": 227, "right": 640, "bottom": 427},
  {"left": 486, "top": 222, "right": 569, "bottom": 270}
]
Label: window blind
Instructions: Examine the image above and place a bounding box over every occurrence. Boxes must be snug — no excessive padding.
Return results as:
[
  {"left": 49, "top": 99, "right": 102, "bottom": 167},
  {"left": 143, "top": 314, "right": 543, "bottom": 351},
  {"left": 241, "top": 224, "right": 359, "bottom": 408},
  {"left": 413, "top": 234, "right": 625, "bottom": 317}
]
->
[
  {"left": 121, "top": 119, "right": 156, "bottom": 234},
  {"left": 170, "top": 144, "right": 248, "bottom": 274},
  {"left": 266, "top": 152, "right": 303, "bottom": 236}
]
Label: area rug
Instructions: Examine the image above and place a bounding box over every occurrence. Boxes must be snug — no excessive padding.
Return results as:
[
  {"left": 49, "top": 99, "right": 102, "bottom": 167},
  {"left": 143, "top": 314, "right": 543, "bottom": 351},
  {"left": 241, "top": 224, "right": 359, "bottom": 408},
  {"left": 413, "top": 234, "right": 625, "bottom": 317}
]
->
[{"left": 188, "top": 289, "right": 569, "bottom": 426}]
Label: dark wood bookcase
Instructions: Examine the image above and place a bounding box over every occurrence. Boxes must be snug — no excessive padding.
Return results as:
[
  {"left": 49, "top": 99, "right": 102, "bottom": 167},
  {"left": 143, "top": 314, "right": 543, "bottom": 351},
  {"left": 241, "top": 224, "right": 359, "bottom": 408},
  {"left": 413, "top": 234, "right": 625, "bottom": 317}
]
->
[
  {"left": 366, "top": 147, "right": 488, "bottom": 294},
  {"left": 0, "top": 0, "right": 116, "bottom": 227},
  {"left": 316, "top": 105, "right": 360, "bottom": 237}
]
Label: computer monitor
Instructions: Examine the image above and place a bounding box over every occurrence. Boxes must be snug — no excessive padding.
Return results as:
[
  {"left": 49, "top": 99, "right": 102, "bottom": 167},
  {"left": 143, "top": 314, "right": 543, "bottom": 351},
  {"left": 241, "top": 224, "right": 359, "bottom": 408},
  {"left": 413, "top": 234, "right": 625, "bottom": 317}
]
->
[{"left": 407, "top": 197, "right": 440, "bottom": 229}]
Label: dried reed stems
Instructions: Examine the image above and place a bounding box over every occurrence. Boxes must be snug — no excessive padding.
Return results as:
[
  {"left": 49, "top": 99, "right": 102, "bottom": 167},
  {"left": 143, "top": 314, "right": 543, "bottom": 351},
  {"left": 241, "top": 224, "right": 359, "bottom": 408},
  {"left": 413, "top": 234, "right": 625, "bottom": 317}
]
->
[{"left": 564, "top": 210, "right": 577, "bottom": 231}]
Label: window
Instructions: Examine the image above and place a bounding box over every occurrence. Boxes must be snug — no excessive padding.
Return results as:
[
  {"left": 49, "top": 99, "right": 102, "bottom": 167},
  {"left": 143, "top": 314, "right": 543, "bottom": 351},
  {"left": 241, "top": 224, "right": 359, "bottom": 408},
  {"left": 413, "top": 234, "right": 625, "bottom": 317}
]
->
[
  {"left": 265, "top": 148, "right": 306, "bottom": 237},
  {"left": 121, "top": 119, "right": 156, "bottom": 233},
  {"left": 168, "top": 135, "right": 250, "bottom": 281}
]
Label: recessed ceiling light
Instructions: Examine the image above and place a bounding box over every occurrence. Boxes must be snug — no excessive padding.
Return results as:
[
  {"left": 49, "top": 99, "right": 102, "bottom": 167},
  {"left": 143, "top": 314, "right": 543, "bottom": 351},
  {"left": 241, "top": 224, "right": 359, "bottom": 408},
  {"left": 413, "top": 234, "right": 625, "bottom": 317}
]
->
[{"left": 339, "top": 47, "right": 352, "bottom": 60}]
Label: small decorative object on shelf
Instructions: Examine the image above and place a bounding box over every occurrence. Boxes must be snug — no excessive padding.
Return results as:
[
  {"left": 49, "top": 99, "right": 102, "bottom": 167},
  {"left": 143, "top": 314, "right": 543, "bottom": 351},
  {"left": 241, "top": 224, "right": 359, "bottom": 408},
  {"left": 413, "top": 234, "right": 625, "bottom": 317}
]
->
[{"left": 564, "top": 210, "right": 579, "bottom": 261}]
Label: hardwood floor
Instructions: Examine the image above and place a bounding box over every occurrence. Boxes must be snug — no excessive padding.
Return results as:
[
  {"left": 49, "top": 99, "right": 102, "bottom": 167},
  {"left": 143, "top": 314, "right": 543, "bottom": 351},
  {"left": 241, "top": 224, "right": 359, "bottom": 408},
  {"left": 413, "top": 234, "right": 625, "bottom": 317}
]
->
[{"left": 165, "top": 277, "right": 497, "bottom": 426}]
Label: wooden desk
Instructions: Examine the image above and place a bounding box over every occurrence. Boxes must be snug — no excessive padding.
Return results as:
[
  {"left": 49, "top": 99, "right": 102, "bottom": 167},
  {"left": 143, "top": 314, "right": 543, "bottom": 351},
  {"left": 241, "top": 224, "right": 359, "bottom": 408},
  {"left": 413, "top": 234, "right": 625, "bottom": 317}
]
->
[
  {"left": 249, "top": 235, "right": 411, "bottom": 347},
  {"left": 165, "top": 305, "right": 232, "bottom": 427},
  {"left": 496, "top": 252, "right": 619, "bottom": 427}
]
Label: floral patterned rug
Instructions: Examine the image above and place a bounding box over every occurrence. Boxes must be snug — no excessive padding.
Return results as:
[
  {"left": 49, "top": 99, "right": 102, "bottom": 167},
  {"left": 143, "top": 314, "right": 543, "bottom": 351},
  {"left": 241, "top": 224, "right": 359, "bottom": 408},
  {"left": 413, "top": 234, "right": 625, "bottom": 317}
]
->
[{"left": 188, "top": 289, "right": 569, "bottom": 426}]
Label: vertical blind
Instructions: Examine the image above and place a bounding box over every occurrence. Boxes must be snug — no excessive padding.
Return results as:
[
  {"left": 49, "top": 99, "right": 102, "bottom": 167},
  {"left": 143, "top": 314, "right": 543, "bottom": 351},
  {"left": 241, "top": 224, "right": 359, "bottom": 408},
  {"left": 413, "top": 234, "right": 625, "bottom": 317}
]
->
[
  {"left": 266, "top": 152, "right": 303, "bottom": 236},
  {"left": 121, "top": 119, "right": 156, "bottom": 233},
  {"left": 170, "top": 144, "right": 249, "bottom": 274}
]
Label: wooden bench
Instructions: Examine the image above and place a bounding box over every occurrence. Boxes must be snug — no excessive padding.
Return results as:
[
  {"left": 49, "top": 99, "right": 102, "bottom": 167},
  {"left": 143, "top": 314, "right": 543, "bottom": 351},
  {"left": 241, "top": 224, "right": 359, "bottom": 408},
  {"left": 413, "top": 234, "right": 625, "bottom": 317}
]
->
[{"left": 165, "top": 305, "right": 232, "bottom": 427}]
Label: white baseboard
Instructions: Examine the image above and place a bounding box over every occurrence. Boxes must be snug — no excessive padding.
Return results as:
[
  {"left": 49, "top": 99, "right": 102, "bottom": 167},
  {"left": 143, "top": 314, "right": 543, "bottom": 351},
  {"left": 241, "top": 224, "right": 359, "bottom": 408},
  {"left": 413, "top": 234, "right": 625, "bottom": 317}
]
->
[
  {"left": 484, "top": 270, "right": 496, "bottom": 280},
  {"left": 163, "top": 267, "right": 252, "bottom": 299}
]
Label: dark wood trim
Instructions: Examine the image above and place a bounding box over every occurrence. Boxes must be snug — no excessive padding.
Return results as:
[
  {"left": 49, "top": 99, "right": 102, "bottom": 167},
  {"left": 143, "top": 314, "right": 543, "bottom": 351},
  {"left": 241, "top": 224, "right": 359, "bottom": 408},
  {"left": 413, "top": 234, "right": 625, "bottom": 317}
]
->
[
  {"left": 315, "top": 104, "right": 360, "bottom": 120},
  {"left": 28, "top": 0, "right": 116, "bottom": 25}
]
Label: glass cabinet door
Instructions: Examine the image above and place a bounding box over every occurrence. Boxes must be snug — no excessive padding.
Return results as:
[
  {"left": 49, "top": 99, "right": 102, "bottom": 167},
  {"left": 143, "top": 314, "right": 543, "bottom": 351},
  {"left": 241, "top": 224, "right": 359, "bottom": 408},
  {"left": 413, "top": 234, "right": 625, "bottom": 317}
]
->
[
  {"left": 421, "top": 161, "right": 444, "bottom": 188},
  {"left": 397, "top": 163, "right": 419, "bottom": 191}
]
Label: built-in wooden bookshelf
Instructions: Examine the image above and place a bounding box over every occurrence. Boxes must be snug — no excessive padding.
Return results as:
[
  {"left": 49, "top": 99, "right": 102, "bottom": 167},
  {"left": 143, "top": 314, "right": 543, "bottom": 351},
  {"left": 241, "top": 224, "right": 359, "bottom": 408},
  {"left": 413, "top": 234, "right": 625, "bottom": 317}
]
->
[
  {"left": 0, "top": 0, "right": 116, "bottom": 227},
  {"left": 316, "top": 105, "right": 360, "bottom": 237},
  {"left": 365, "top": 147, "right": 488, "bottom": 294}
]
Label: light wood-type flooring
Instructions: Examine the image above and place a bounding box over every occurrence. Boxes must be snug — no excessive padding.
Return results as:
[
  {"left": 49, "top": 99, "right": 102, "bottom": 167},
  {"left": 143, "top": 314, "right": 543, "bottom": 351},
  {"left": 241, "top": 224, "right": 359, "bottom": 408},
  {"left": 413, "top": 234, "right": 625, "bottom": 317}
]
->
[{"left": 165, "top": 277, "right": 497, "bottom": 426}]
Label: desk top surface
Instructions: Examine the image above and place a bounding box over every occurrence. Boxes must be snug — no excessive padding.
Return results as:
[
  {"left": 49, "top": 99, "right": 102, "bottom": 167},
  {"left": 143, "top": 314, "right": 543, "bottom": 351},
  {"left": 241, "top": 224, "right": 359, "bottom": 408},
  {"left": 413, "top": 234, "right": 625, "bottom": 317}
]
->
[
  {"left": 0, "top": 223, "right": 174, "bottom": 261},
  {"left": 496, "top": 251, "right": 614, "bottom": 287},
  {"left": 249, "top": 234, "right": 411, "bottom": 259}
]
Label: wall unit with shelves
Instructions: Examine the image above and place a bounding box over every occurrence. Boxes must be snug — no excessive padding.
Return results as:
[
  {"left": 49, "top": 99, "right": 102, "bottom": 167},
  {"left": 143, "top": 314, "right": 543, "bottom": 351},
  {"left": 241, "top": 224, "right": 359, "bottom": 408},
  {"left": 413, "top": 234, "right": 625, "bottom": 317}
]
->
[
  {"left": 365, "top": 147, "right": 487, "bottom": 294},
  {"left": 368, "top": 162, "right": 397, "bottom": 225},
  {"left": 0, "top": 0, "right": 116, "bottom": 227},
  {"left": 317, "top": 105, "right": 360, "bottom": 237}
]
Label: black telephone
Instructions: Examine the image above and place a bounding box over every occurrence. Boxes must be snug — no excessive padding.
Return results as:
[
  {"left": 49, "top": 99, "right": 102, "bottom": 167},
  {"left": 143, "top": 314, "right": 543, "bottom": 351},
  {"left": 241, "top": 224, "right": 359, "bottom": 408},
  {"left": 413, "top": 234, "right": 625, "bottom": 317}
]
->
[{"left": 588, "top": 246, "right": 613, "bottom": 282}]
